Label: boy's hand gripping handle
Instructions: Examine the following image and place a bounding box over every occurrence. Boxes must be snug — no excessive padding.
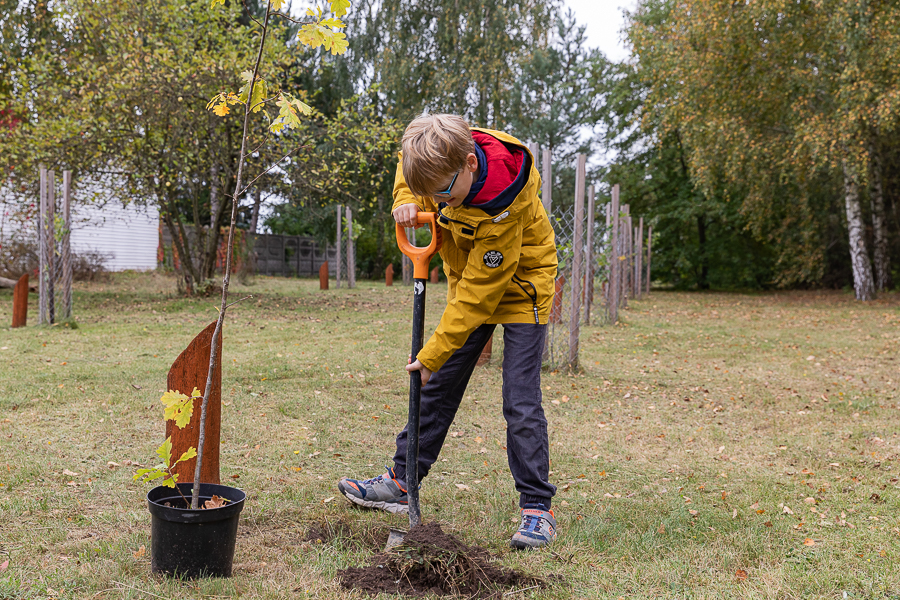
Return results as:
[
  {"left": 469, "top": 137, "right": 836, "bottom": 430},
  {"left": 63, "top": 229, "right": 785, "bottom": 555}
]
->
[{"left": 396, "top": 212, "right": 443, "bottom": 279}]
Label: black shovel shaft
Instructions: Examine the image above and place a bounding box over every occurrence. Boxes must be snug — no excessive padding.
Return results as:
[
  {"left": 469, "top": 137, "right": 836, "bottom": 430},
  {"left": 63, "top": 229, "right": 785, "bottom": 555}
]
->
[{"left": 406, "top": 278, "right": 427, "bottom": 528}]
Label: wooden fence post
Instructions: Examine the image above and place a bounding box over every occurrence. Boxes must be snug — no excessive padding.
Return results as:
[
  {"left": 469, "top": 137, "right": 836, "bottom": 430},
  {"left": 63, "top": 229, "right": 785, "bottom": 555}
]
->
[
  {"left": 568, "top": 154, "right": 586, "bottom": 369},
  {"left": 166, "top": 322, "right": 221, "bottom": 484},
  {"left": 385, "top": 263, "right": 394, "bottom": 286},
  {"left": 39, "top": 167, "right": 48, "bottom": 325},
  {"left": 346, "top": 206, "right": 355, "bottom": 289},
  {"left": 430, "top": 266, "right": 439, "bottom": 283},
  {"left": 607, "top": 185, "right": 620, "bottom": 324},
  {"left": 635, "top": 217, "right": 644, "bottom": 301},
  {"left": 335, "top": 204, "right": 342, "bottom": 288},
  {"left": 12, "top": 274, "right": 28, "bottom": 328},
  {"left": 541, "top": 149, "right": 552, "bottom": 215},
  {"left": 319, "top": 262, "right": 329, "bottom": 290},
  {"left": 621, "top": 206, "right": 630, "bottom": 309},
  {"left": 61, "top": 171, "right": 72, "bottom": 320},
  {"left": 46, "top": 169, "right": 56, "bottom": 324},
  {"left": 584, "top": 185, "right": 595, "bottom": 325},
  {"left": 646, "top": 225, "right": 653, "bottom": 295}
]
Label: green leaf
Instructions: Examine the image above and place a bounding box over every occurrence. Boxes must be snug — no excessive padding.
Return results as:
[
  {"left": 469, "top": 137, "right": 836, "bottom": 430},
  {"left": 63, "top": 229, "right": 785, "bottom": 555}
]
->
[
  {"left": 320, "top": 17, "right": 346, "bottom": 29},
  {"left": 160, "top": 390, "right": 194, "bottom": 429},
  {"left": 156, "top": 437, "right": 173, "bottom": 467},
  {"left": 175, "top": 447, "right": 198, "bottom": 464},
  {"left": 331, "top": 0, "right": 351, "bottom": 17},
  {"left": 250, "top": 78, "right": 268, "bottom": 113}
]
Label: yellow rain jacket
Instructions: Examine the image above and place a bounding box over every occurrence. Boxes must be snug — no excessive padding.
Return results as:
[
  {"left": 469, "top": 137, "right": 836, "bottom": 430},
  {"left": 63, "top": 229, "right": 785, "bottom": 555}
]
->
[{"left": 392, "top": 128, "right": 557, "bottom": 373}]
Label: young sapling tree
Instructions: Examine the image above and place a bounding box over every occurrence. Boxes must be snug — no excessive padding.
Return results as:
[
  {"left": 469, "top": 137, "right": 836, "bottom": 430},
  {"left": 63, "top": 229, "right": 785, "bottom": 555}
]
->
[
  {"left": 186, "top": 0, "right": 355, "bottom": 509},
  {"left": 134, "top": 389, "right": 200, "bottom": 507}
]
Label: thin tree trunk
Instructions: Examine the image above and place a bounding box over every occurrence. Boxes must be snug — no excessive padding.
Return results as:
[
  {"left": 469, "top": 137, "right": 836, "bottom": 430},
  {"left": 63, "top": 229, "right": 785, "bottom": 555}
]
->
[
  {"left": 209, "top": 163, "right": 220, "bottom": 229},
  {"left": 250, "top": 187, "right": 262, "bottom": 233},
  {"left": 697, "top": 215, "right": 709, "bottom": 290},
  {"left": 162, "top": 201, "right": 198, "bottom": 295},
  {"left": 375, "top": 194, "right": 386, "bottom": 275},
  {"left": 842, "top": 160, "right": 876, "bottom": 301},
  {"left": 869, "top": 140, "right": 890, "bottom": 291}
]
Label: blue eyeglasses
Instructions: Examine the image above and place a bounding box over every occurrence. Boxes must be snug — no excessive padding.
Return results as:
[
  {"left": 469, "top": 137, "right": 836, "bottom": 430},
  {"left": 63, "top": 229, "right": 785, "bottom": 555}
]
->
[{"left": 433, "top": 169, "right": 461, "bottom": 198}]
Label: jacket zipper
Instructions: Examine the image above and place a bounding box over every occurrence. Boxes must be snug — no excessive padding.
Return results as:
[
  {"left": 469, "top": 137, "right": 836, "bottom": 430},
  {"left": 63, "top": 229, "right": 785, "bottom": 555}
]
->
[{"left": 512, "top": 275, "right": 540, "bottom": 324}]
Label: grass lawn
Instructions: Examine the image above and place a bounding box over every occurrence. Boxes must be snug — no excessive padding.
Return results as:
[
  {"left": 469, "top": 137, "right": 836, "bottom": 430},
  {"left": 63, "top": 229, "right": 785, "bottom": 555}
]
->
[{"left": 0, "top": 271, "right": 898, "bottom": 599}]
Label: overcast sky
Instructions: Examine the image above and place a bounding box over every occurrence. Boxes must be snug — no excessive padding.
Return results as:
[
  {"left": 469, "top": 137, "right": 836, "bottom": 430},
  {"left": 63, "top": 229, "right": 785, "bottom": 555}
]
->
[{"left": 563, "top": 0, "right": 636, "bottom": 62}]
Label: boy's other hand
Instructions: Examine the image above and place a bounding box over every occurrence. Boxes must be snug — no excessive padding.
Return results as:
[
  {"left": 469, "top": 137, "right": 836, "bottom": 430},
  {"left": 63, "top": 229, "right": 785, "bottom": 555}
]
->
[
  {"left": 393, "top": 203, "right": 421, "bottom": 228},
  {"left": 405, "top": 359, "right": 432, "bottom": 386}
]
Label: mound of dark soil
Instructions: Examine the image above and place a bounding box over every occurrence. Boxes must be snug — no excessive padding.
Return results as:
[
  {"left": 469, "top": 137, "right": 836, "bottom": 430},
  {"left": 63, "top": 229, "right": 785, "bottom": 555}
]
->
[{"left": 338, "top": 522, "right": 545, "bottom": 598}]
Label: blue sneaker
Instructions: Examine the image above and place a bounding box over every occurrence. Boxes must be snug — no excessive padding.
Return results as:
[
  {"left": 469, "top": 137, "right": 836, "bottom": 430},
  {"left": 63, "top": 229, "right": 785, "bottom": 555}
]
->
[
  {"left": 338, "top": 467, "right": 409, "bottom": 514},
  {"left": 510, "top": 503, "right": 557, "bottom": 549}
]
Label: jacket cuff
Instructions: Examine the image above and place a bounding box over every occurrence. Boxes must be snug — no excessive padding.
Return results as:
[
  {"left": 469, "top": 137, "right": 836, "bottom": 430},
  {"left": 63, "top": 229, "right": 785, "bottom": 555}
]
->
[{"left": 416, "top": 342, "right": 446, "bottom": 373}]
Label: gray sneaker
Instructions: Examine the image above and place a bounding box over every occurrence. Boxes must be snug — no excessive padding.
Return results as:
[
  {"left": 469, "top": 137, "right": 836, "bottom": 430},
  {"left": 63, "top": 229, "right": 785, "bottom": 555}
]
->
[
  {"left": 510, "top": 503, "right": 557, "bottom": 549},
  {"left": 338, "top": 467, "right": 409, "bottom": 514}
]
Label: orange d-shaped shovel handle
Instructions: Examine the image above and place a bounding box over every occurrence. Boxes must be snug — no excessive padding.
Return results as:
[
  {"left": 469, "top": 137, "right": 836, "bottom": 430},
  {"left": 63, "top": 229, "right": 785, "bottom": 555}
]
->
[{"left": 396, "top": 212, "right": 443, "bottom": 279}]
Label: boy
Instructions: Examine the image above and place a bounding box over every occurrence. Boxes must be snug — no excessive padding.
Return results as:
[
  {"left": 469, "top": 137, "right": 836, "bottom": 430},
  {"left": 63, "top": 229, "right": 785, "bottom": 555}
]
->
[{"left": 338, "top": 113, "right": 558, "bottom": 549}]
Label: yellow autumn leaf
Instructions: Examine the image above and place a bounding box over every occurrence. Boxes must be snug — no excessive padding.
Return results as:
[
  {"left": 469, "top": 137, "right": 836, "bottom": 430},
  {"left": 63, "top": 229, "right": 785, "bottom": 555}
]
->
[
  {"left": 213, "top": 103, "right": 230, "bottom": 116},
  {"left": 331, "top": 0, "right": 351, "bottom": 17}
]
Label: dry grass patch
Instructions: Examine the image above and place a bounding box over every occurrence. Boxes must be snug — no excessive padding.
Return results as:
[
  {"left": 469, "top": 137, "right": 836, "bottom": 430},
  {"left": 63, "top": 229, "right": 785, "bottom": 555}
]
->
[{"left": 0, "top": 275, "right": 898, "bottom": 599}]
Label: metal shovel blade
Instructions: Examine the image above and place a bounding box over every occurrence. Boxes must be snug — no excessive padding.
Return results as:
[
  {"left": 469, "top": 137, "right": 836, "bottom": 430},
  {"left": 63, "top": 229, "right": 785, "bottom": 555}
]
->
[{"left": 385, "top": 527, "right": 407, "bottom": 551}]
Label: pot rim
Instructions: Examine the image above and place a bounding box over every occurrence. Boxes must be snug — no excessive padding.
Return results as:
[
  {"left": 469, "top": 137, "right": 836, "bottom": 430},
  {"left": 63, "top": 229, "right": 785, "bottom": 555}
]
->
[{"left": 147, "top": 482, "right": 246, "bottom": 524}]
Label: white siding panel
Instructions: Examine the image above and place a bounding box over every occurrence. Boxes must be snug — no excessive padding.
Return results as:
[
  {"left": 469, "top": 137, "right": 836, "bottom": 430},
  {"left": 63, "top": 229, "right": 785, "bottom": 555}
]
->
[{"left": 70, "top": 203, "right": 159, "bottom": 271}]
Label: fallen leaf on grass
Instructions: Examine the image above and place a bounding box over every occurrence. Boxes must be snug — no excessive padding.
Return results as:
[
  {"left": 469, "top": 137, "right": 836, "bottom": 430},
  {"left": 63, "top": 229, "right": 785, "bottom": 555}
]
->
[
  {"left": 689, "top": 509, "right": 699, "bottom": 516},
  {"left": 764, "top": 521, "right": 773, "bottom": 527},
  {"left": 455, "top": 484, "right": 470, "bottom": 491},
  {"left": 62, "top": 469, "right": 79, "bottom": 477},
  {"left": 323, "top": 497, "right": 335, "bottom": 504},
  {"left": 783, "top": 506, "right": 794, "bottom": 515},
  {"left": 803, "top": 538, "right": 816, "bottom": 546},
  {"left": 804, "top": 497, "right": 816, "bottom": 505},
  {"left": 735, "top": 569, "right": 748, "bottom": 580},
  {"left": 107, "top": 462, "right": 120, "bottom": 468},
  {"left": 133, "top": 545, "right": 145, "bottom": 558},
  {"left": 204, "top": 495, "right": 229, "bottom": 509},
  {"left": 0, "top": 560, "right": 7, "bottom": 571}
]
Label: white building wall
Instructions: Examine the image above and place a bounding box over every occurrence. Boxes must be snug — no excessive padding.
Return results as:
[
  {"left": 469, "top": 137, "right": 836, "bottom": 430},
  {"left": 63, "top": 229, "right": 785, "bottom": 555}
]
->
[{"left": 70, "top": 202, "right": 159, "bottom": 272}]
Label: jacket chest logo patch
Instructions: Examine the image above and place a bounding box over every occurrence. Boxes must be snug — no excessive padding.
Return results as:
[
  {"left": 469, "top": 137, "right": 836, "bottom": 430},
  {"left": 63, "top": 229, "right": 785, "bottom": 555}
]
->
[
  {"left": 483, "top": 250, "right": 504, "bottom": 268},
  {"left": 492, "top": 211, "right": 510, "bottom": 223}
]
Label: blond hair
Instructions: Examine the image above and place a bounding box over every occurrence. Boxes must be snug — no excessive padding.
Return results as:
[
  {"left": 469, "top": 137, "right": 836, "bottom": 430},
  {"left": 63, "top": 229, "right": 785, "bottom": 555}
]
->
[{"left": 401, "top": 113, "right": 475, "bottom": 197}]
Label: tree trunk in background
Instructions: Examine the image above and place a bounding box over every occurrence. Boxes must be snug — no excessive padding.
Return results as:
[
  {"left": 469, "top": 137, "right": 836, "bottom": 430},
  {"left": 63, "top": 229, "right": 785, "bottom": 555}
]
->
[
  {"left": 375, "top": 195, "right": 386, "bottom": 276},
  {"left": 842, "top": 161, "right": 875, "bottom": 301},
  {"left": 250, "top": 187, "right": 262, "bottom": 234},
  {"left": 869, "top": 140, "right": 890, "bottom": 291},
  {"left": 209, "top": 163, "right": 220, "bottom": 229},
  {"left": 697, "top": 214, "right": 709, "bottom": 290}
]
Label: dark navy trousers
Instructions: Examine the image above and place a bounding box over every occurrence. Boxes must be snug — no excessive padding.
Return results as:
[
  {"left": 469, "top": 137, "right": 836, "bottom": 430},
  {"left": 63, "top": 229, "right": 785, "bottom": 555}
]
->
[{"left": 392, "top": 323, "right": 556, "bottom": 508}]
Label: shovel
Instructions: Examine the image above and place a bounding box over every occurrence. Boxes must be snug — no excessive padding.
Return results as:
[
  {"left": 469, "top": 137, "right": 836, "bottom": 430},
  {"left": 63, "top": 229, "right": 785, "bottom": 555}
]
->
[{"left": 386, "top": 212, "right": 443, "bottom": 550}]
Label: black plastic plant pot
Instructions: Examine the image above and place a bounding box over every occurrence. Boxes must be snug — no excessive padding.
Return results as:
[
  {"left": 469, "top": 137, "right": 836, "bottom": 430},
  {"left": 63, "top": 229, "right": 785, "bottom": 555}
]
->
[{"left": 147, "top": 482, "right": 246, "bottom": 578}]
